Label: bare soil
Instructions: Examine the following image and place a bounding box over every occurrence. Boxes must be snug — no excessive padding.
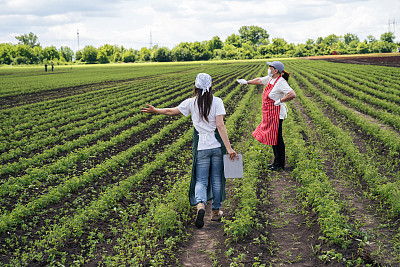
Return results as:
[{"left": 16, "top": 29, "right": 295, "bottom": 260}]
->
[{"left": 306, "top": 53, "right": 400, "bottom": 67}]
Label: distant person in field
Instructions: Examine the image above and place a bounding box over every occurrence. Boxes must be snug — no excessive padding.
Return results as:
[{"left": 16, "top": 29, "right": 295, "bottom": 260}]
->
[
  {"left": 141, "top": 73, "right": 238, "bottom": 229},
  {"left": 237, "top": 61, "right": 296, "bottom": 171}
]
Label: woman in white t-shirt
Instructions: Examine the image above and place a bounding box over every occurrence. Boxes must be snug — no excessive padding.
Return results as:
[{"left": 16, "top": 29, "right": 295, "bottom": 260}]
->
[
  {"left": 237, "top": 61, "right": 296, "bottom": 171},
  {"left": 142, "top": 73, "right": 238, "bottom": 229}
]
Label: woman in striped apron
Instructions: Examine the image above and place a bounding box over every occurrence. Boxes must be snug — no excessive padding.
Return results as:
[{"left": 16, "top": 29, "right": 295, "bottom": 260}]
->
[{"left": 237, "top": 61, "right": 296, "bottom": 171}]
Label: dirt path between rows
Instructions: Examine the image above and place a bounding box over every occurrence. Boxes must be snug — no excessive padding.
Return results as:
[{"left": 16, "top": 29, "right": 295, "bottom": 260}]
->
[
  {"left": 176, "top": 92, "right": 322, "bottom": 266},
  {"left": 179, "top": 203, "right": 224, "bottom": 267},
  {"left": 176, "top": 169, "right": 323, "bottom": 266}
]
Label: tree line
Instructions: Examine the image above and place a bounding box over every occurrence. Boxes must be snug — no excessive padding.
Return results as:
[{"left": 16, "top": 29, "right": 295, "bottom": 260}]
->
[{"left": 0, "top": 26, "right": 398, "bottom": 65}]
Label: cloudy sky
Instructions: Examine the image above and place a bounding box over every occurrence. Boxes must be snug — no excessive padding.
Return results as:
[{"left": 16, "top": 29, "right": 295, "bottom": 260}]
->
[{"left": 1, "top": 0, "right": 398, "bottom": 51}]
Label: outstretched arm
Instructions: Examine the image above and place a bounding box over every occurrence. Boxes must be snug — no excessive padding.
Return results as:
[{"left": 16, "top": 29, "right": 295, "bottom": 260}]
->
[
  {"left": 141, "top": 104, "right": 181, "bottom": 116},
  {"left": 237, "top": 78, "right": 264, "bottom": 85}
]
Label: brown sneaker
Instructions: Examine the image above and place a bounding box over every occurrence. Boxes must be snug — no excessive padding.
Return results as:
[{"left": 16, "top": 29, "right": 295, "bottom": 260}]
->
[
  {"left": 195, "top": 203, "right": 206, "bottom": 228},
  {"left": 211, "top": 209, "right": 223, "bottom": 221}
]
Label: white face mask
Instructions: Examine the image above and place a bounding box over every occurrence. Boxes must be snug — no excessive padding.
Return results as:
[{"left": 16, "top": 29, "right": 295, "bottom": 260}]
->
[{"left": 268, "top": 68, "right": 273, "bottom": 77}]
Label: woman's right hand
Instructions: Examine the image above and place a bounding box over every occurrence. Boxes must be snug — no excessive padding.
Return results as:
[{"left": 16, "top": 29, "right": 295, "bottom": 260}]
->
[
  {"left": 237, "top": 79, "right": 248, "bottom": 85},
  {"left": 227, "top": 148, "right": 239, "bottom": 161},
  {"left": 141, "top": 103, "right": 156, "bottom": 114}
]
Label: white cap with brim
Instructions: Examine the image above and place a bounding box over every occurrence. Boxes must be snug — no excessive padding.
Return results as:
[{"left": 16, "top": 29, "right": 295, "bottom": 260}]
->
[{"left": 267, "top": 61, "right": 284, "bottom": 73}]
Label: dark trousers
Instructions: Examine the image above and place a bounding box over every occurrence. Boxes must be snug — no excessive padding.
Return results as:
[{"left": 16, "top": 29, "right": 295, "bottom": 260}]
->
[{"left": 272, "top": 119, "right": 285, "bottom": 168}]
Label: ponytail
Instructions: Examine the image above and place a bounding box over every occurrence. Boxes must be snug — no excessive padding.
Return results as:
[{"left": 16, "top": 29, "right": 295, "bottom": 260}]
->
[
  {"left": 281, "top": 70, "right": 290, "bottom": 82},
  {"left": 193, "top": 86, "right": 213, "bottom": 122}
]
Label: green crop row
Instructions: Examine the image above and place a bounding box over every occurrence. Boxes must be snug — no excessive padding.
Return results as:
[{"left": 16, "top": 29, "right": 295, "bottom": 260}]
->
[
  {"left": 0, "top": 62, "right": 260, "bottom": 226},
  {"left": 1, "top": 64, "right": 252, "bottom": 174},
  {"left": 2, "top": 62, "right": 264, "bottom": 266},
  {"left": 0, "top": 79, "right": 191, "bottom": 163},
  {"left": 288, "top": 69, "right": 400, "bottom": 217},
  {"left": 285, "top": 64, "right": 400, "bottom": 153},
  {"left": 293, "top": 62, "right": 400, "bottom": 116},
  {"left": 0, "top": 63, "right": 197, "bottom": 98}
]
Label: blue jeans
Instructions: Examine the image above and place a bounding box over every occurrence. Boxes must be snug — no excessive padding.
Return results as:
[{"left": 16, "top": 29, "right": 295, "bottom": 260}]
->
[{"left": 195, "top": 147, "right": 223, "bottom": 210}]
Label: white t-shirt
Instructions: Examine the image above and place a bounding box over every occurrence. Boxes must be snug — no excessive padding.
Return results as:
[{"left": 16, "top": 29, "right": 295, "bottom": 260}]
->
[
  {"left": 260, "top": 76, "right": 294, "bottom": 119},
  {"left": 178, "top": 96, "right": 226, "bottom": 150}
]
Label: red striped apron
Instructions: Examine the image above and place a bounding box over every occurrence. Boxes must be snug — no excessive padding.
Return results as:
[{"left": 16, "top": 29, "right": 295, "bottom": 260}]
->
[{"left": 252, "top": 76, "right": 281, "bottom": 145}]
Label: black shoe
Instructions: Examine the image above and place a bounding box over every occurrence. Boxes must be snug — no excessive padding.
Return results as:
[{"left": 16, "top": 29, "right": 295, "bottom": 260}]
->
[
  {"left": 268, "top": 165, "right": 284, "bottom": 171},
  {"left": 195, "top": 209, "right": 205, "bottom": 228}
]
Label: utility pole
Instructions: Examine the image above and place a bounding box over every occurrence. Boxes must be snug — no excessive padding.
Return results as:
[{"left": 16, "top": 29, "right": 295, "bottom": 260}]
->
[
  {"left": 149, "top": 29, "right": 152, "bottom": 49},
  {"left": 388, "top": 18, "right": 397, "bottom": 42},
  {"left": 77, "top": 29, "right": 80, "bottom": 51},
  {"left": 388, "top": 18, "right": 396, "bottom": 33}
]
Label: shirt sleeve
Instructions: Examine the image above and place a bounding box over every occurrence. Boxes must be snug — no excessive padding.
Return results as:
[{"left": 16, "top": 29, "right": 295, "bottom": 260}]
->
[
  {"left": 278, "top": 79, "right": 293, "bottom": 95},
  {"left": 177, "top": 98, "right": 193, "bottom": 117},
  {"left": 214, "top": 97, "right": 226, "bottom": 116},
  {"left": 260, "top": 76, "right": 271, "bottom": 85}
]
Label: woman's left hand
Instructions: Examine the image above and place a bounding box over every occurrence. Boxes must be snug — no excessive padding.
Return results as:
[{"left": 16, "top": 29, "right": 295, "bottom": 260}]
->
[
  {"left": 274, "top": 99, "right": 282, "bottom": 106},
  {"left": 227, "top": 148, "right": 239, "bottom": 161}
]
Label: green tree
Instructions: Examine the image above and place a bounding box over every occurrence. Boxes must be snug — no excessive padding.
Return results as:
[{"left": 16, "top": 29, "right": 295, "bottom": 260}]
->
[
  {"left": 59, "top": 46, "right": 74, "bottom": 62},
  {"left": 225, "top": 34, "right": 242, "bottom": 48},
  {"left": 81, "top": 46, "right": 98, "bottom": 63},
  {"left": 269, "top": 38, "right": 288, "bottom": 55},
  {"left": 257, "top": 45, "right": 271, "bottom": 57},
  {"left": 151, "top": 47, "right": 171, "bottom": 62},
  {"left": 122, "top": 50, "right": 136, "bottom": 62},
  {"left": 365, "top": 35, "right": 377, "bottom": 43},
  {"left": 370, "top": 41, "right": 395, "bottom": 53},
  {"left": 238, "top": 41, "right": 255, "bottom": 59},
  {"left": 343, "top": 33, "right": 359, "bottom": 45},
  {"left": 97, "top": 49, "right": 109, "bottom": 64},
  {"left": 139, "top": 47, "right": 151, "bottom": 61},
  {"left": 0, "top": 43, "right": 14, "bottom": 64},
  {"left": 75, "top": 50, "right": 82, "bottom": 61},
  {"left": 356, "top": 42, "right": 369, "bottom": 54},
  {"left": 222, "top": 44, "right": 238, "bottom": 59},
  {"left": 190, "top": 41, "right": 211, "bottom": 61},
  {"left": 113, "top": 52, "right": 122, "bottom": 62},
  {"left": 15, "top": 44, "right": 36, "bottom": 64},
  {"left": 172, "top": 47, "right": 192, "bottom": 61},
  {"left": 43, "top": 46, "right": 60, "bottom": 61},
  {"left": 380, "top": 32, "right": 395, "bottom": 43},
  {"left": 15, "top": 32, "right": 40, "bottom": 48},
  {"left": 323, "top": 34, "right": 340, "bottom": 46},
  {"left": 207, "top": 36, "right": 223, "bottom": 52},
  {"left": 172, "top": 42, "right": 193, "bottom": 61},
  {"left": 332, "top": 40, "right": 347, "bottom": 54},
  {"left": 33, "top": 46, "right": 43, "bottom": 63},
  {"left": 99, "top": 44, "right": 115, "bottom": 59},
  {"left": 348, "top": 40, "right": 360, "bottom": 54},
  {"left": 212, "top": 49, "right": 226, "bottom": 59},
  {"left": 305, "top": 39, "right": 314, "bottom": 49},
  {"left": 293, "top": 44, "right": 307, "bottom": 57},
  {"left": 238, "top": 25, "right": 269, "bottom": 46}
]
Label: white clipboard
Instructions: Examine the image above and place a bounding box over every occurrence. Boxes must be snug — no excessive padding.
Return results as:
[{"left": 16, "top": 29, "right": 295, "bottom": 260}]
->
[{"left": 223, "top": 154, "right": 243, "bottom": 178}]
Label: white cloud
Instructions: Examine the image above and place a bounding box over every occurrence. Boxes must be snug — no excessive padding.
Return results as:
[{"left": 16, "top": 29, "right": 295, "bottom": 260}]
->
[{"left": 0, "top": 0, "right": 398, "bottom": 50}]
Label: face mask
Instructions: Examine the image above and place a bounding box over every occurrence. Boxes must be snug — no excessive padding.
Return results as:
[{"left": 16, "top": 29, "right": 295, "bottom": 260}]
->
[{"left": 268, "top": 68, "right": 273, "bottom": 77}]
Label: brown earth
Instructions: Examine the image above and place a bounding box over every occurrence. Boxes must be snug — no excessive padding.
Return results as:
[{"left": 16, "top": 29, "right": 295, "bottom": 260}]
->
[{"left": 306, "top": 53, "right": 400, "bottom": 67}]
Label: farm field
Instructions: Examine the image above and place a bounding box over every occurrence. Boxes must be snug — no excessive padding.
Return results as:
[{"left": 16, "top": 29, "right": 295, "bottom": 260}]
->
[{"left": 0, "top": 58, "right": 399, "bottom": 266}]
